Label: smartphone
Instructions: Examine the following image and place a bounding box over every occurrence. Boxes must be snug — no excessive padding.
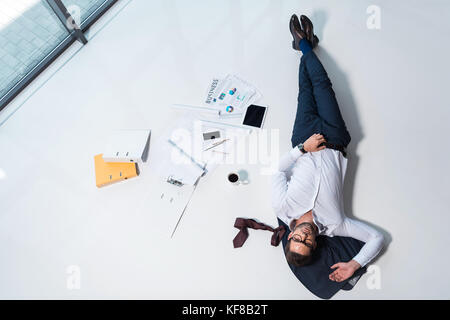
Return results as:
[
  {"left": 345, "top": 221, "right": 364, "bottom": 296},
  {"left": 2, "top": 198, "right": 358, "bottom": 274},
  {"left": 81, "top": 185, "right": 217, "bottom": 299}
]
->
[{"left": 242, "top": 104, "right": 268, "bottom": 129}]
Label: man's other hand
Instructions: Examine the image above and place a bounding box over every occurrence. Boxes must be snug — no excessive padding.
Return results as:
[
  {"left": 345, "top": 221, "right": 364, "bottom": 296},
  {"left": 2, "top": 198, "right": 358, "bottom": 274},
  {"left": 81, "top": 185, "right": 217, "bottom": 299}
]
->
[
  {"left": 303, "top": 133, "right": 326, "bottom": 152},
  {"left": 329, "top": 260, "right": 361, "bottom": 282}
]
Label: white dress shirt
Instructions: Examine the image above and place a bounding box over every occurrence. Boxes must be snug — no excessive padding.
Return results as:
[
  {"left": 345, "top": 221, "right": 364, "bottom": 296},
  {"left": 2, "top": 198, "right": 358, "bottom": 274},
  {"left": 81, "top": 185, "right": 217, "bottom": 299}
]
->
[{"left": 271, "top": 147, "right": 384, "bottom": 267}]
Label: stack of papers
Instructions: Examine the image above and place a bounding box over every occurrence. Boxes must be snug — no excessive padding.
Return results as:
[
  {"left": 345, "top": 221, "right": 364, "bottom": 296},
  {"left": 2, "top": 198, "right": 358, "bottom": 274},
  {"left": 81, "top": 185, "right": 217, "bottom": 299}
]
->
[
  {"left": 150, "top": 116, "right": 207, "bottom": 186},
  {"left": 149, "top": 115, "right": 249, "bottom": 186}
]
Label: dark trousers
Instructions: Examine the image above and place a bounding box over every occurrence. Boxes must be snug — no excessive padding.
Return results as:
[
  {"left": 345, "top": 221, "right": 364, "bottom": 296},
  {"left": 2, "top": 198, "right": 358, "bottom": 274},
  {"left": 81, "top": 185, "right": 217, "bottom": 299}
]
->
[{"left": 291, "top": 51, "right": 351, "bottom": 148}]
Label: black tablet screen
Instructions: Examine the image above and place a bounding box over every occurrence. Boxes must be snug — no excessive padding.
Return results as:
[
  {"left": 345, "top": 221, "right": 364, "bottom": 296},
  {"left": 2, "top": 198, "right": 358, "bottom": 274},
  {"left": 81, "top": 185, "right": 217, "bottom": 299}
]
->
[{"left": 242, "top": 105, "right": 266, "bottom": 128}]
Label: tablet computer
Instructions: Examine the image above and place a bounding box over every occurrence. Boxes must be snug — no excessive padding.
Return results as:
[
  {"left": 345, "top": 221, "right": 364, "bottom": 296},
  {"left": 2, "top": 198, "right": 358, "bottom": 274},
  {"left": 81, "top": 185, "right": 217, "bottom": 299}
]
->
[{"left": 242, "top": 104, "right": 267, "bottom": 129}]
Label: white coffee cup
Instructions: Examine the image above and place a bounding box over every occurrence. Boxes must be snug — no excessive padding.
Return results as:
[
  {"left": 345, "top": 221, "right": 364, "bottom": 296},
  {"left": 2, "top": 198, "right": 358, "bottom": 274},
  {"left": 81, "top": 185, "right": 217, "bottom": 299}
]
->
[{"left": 227, "top": 171, "right": 249, "bottom": 185}]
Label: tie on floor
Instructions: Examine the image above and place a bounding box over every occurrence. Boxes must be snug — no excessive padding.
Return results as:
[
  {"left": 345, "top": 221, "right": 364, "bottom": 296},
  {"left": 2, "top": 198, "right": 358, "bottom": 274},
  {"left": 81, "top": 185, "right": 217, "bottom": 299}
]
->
[{"left": 233, "top": 218, "right": 286, "bottom": 248}]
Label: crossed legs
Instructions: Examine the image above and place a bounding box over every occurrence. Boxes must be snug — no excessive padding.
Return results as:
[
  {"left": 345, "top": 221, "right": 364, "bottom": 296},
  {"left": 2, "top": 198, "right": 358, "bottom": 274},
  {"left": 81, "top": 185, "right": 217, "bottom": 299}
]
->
[{"left": 291, "top": 51, "right": 351, "bottom": 148}]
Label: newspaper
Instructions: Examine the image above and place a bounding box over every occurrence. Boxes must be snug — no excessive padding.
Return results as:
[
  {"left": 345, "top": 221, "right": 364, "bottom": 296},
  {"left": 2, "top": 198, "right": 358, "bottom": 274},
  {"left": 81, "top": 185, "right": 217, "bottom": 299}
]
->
[{"left": 204, "top": 74, "right": 262, "bottom": 117}]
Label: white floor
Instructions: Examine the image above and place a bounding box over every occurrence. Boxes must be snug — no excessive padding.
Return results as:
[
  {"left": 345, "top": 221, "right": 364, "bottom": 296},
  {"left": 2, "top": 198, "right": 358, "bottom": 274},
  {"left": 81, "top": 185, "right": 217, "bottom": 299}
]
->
[{"left": 1, "top": 0, "right": 450, "bottom": 299}]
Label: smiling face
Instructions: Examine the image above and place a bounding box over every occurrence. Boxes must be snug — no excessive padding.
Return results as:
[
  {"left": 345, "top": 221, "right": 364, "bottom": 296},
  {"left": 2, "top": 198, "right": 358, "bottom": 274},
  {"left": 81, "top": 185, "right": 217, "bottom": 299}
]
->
[{"left": 287, "top": 222, "right": 317, "bottom": 255}]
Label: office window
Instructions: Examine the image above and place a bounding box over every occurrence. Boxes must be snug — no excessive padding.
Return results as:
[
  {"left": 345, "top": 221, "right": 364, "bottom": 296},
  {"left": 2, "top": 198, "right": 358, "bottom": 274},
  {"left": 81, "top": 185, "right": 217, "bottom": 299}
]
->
[
  {"left": 0, "top": 0, "right": 117, "bottom": 112},
  {"left": 0, "top": 0, "right": 70, "bottom": 102}
]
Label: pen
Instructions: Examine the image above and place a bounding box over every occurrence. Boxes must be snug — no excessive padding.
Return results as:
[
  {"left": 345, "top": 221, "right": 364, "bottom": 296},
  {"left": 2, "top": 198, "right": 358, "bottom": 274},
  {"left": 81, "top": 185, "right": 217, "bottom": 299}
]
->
[{"left": 203, "top": 139, "right": 229, "bottom": 151}]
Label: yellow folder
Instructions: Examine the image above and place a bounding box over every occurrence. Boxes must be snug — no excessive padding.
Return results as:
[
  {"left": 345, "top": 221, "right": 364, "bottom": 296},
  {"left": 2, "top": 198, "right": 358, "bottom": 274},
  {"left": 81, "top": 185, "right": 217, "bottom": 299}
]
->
[{"left": 94, "top": 154, "right": 138, "bottom": 187}]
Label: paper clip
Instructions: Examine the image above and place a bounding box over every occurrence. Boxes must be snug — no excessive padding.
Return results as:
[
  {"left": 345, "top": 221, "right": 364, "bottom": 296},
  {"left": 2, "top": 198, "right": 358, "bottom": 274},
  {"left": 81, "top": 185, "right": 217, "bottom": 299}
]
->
[{"left": 167, "top": 176, "right": 184, "bottom": 187}]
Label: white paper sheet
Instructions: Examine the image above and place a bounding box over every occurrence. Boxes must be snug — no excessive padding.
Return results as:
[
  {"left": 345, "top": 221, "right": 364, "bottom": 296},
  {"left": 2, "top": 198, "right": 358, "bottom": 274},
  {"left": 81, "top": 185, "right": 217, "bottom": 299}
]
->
[
  {"left": 150, "top": 117, "right": 206, "bottom": 186},
  {"left": 204, "top": 74, "right": 262, "bottom": 117}
]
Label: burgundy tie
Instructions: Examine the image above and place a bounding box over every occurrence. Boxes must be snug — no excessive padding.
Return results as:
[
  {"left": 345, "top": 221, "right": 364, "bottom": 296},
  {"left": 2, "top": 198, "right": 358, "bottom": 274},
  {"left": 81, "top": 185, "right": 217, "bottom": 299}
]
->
[{"left": 233, "top": 218, "right": 286, "bottom": 248}]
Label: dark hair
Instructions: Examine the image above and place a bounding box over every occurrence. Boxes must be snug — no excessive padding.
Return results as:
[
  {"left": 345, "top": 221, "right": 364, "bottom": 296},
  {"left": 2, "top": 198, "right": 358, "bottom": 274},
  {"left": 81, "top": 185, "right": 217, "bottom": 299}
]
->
[{"left": 284, "top": 239, "right": 313, "bottom": 267}]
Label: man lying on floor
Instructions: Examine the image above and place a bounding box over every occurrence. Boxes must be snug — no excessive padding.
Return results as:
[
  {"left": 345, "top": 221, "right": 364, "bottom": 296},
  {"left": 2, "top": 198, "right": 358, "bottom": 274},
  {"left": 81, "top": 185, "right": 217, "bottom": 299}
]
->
[{"left": 272, "top": 14, "right": 384, "bottom": 283}]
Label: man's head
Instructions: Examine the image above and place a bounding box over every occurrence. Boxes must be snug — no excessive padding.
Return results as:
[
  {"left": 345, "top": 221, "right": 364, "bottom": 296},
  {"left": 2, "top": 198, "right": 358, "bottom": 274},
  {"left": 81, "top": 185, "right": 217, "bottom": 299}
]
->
[{"left": 285, "top": 222, "right": 318, "bottom": 267}]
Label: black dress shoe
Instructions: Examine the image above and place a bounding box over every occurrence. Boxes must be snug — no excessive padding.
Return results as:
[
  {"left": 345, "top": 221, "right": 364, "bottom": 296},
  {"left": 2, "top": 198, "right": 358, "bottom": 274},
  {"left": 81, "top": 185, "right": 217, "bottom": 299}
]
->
[
  {"left": 300, "top": 15, "right": 319, "bottom": 48},
  {"left": 289, "top": 14, "right": 306, "bottom": 51}
]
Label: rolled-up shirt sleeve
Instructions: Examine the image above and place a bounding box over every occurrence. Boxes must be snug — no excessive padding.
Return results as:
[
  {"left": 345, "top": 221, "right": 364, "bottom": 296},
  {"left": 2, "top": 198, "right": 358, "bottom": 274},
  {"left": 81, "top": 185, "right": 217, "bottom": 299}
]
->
[
  {"left": 332, "top": 218, "right": 385, "bottom": 267},
  {"left": 271, "top": 147, "right": 303, "bottom": 212}
]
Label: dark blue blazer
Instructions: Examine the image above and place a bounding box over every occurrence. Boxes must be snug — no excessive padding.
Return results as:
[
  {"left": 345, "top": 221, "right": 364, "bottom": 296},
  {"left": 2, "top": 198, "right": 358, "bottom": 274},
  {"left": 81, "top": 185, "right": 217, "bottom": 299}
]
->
[{"left": 278, "top": 218, "right": 366, "bottom": 299}]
